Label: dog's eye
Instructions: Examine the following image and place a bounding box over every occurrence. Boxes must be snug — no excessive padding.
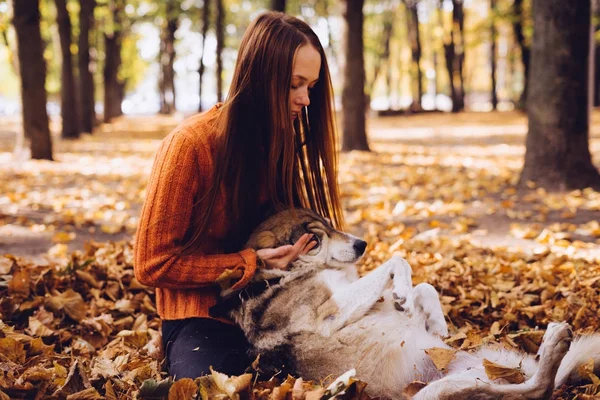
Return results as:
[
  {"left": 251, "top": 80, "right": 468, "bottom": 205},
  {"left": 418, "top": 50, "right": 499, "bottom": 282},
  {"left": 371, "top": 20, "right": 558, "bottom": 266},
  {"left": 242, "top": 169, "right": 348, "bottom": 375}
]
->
[{"left": 309, "top": 234, "right": 321, "bottom": 248}]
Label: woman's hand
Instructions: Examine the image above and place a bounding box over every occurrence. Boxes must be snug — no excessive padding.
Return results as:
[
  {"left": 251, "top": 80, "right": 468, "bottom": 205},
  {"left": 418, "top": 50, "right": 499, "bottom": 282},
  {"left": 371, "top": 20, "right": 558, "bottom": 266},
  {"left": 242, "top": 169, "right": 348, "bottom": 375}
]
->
[{"left": 256, "top": 233, "right": 316, "bottom": 270}]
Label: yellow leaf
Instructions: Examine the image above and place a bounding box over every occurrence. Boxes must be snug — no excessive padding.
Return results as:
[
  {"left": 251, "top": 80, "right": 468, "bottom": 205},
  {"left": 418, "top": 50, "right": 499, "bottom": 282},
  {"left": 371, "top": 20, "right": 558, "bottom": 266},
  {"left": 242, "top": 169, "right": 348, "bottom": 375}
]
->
[
  {"left": 482, "top": 358, "right": 525, "bottom": 383},
  {"left": 0, "top": 337, "right": 26, "bottom": 363},
  {"left": 210, "top": 367, "right": 252, "bottom": 398},
  {"left": 424, "top": 347, "right": 456, "bottom": 372},
  {"left": 53, "top": 231, "right": 76, "bottom": 243},
  {"left": 168, "top": 378, "right": 198, "bottom": 400}
]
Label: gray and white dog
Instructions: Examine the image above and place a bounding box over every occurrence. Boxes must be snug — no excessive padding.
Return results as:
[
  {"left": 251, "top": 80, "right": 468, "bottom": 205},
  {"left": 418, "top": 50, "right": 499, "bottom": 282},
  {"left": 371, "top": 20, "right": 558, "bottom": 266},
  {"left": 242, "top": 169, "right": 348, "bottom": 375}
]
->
[{"left": 216, "top": 208, "right": 600, "bottom": 400}]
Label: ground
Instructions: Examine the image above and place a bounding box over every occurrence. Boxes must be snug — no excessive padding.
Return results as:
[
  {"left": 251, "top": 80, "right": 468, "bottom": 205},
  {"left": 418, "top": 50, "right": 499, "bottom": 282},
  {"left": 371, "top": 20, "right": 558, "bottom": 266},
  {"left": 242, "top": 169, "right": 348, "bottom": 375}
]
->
[{"left": 1, "top": 111, "right": 599, "bottom": 398}]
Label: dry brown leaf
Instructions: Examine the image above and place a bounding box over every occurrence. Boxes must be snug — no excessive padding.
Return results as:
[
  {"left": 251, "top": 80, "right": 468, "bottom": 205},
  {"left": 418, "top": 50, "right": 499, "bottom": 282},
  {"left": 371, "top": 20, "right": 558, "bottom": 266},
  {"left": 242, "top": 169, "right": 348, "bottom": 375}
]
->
[
  {"left": 0, "top": 337, "right": 26, "bottom": 363},
  {"left": 482, "top": 358, "right": 525, "bottom": 383},
  {"left": 104, "top": 380, "right": 118, "bottom": 400},
  {"left": 210, "top": 367, "right": 252, "bottom": 398},
  {"left": 424, "top": 347, "right": 457, "bottom": 372},
  {"left": 402, "top": 381, "right": 428, "bottom": 398},
  {"left": 8, "top": 265, "right": 30, "bottom": 297},
  {"left": 45, "top": 289, "right": 87, "bottom": 322},
  {"left": 27, "top": 315, "right": 55, "bottom": 337},
  {"left": 168, "top": 378, "right": 198, "bottom": 400},
  {"left": 577, "top": 358, "right": 600, "bottom": 392},
  {"left": 22, "top": 365, "right": 54, "bottom": 382},
  {"left": 66, "top": 387, "right": 103, "bottom": 400}
]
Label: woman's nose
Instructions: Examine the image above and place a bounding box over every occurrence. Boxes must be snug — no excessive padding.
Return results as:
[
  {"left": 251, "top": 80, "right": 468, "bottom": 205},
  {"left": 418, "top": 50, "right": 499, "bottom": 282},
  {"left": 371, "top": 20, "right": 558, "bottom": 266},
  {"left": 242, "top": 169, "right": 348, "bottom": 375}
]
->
[{"left": 295, "top": 91, "right": 310, "bottom": 107}]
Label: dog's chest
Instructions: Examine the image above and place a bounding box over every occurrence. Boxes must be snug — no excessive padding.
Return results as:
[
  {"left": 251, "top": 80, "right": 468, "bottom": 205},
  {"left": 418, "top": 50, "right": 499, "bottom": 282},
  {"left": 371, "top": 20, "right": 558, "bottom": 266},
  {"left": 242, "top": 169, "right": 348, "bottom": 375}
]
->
[{"left": 315, "top": 267, "right": 358, "bottom": 292}]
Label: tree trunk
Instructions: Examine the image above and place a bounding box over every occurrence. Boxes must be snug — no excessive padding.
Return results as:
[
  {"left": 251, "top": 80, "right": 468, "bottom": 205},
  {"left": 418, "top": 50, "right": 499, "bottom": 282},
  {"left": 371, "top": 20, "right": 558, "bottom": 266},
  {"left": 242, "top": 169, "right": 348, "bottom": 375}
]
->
[
  {"left": 216, "top": 0, "right": 224, "bottom": 103},
  {"left": 198, "top": 0, "right": 210, "bottom": 112},
  {"left": 55, "top": 0, "right": 80, "bottom": 139},
  {"left": 405, "top": 0, "right": 423, "bottom": 111},
  {"left": 593, "top": 0, "right": 600, "bottom": 107},
  {"left": 103, "top": 0, "right": 124, "bottom": 123},
  {"left": 342, "top": 0, "right": 369, "bottom": 152},
  {"left": 367, "top": 4, "right": 394, "bottom": 98},
  {"left": 159, "top": 0, "right": 178, "bottom": 114},
  {"left": 512, "top": 0, "right": 530, "bottom": 110},
  {"left": 13, "top": 0, "right": 53, "bottom": 160},
  {"left": 519, "top": 0, "right": 600, "bottom": 190},
  {"left": 271, "top": 0, "right": 286, "bottom": 12},
  {"left": 490, "top": 0, "right": 498, "bottom": 110},
  {"left": 79, "top": 0, "right": 96, "bottom": 133},
  {"left": 442, "top": 0, "right": 465, "bottom": 113}
]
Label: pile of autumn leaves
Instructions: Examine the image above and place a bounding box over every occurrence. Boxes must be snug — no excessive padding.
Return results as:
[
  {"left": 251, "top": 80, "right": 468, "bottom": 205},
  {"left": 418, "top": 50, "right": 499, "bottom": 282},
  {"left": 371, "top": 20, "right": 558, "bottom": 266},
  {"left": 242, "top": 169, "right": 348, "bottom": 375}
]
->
[
  {"left": 1, "top": 234, "right": 600, "bottom": 399},
  {"left": 0, "top": 241, "right": 371, "bottom": 399}
]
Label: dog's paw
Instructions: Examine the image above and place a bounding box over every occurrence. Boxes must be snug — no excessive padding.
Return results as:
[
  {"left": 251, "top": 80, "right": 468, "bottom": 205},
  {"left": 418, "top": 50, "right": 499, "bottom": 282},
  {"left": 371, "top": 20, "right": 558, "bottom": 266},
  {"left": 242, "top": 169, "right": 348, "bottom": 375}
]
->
[
  {"left": 414, "top": 283, "right": 448, "bottom": 337},
  {"left": 540, "top": 322, "right": 572, "bottom": 360}
]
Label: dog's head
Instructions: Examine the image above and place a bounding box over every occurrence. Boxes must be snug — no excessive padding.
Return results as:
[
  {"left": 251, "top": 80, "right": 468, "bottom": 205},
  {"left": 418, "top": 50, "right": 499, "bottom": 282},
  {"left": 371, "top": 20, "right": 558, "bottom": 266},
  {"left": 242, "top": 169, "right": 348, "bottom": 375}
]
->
[{"left": 246, "top": 208, "right": 367, "bottom": 269}]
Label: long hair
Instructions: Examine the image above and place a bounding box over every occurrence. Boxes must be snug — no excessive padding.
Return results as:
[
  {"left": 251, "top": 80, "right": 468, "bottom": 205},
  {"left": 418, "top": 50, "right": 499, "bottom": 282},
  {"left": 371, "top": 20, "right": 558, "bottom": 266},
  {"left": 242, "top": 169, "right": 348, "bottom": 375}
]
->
[{"left": 183, "top": 11, "right": 343, "bottom": 253}]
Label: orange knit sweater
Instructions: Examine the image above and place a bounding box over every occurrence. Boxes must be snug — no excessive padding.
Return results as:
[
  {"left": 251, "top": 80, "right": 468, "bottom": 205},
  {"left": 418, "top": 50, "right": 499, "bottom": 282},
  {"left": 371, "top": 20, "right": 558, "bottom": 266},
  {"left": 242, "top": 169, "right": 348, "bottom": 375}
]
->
[{"left": 134, "top": 104, "right": 262, "bottom": 320}]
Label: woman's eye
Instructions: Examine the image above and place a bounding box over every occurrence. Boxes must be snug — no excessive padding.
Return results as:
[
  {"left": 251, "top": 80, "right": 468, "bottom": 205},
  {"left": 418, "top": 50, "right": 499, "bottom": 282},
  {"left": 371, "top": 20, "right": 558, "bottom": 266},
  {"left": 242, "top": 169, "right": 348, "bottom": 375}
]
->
[{"left": 291, "top": 85, "right": 299, "bottom": 90}]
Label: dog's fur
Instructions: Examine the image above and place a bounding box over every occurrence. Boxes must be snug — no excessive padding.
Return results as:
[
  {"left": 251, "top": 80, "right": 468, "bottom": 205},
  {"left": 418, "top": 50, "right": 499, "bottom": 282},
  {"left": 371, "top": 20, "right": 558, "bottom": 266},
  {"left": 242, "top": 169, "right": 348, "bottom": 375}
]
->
[{"left": 220, "top": 209, "right": 600, "bottom": 399}]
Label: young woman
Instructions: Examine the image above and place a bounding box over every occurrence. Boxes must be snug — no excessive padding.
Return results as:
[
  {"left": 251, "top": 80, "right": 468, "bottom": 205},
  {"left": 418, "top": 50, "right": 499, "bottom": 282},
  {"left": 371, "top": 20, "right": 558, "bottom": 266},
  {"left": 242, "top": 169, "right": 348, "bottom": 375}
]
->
[{"left": 134, "top": 11, "right": 344, "bottom": 379}]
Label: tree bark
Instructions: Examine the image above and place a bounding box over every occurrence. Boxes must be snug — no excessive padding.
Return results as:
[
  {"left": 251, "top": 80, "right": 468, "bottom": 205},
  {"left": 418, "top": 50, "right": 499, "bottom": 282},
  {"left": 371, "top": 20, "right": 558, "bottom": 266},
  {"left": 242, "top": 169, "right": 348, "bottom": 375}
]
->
[
  {"left": 55, "top": 0, "right": 80, "bottom": 139},
  {"left": 103, "top": 0, "right": 124, "bottom": 123},
  {"left": 12, "top": 0, "right": 53, "bottom": 160},
  {"left": 441, "top": 0, "right": 465, "bottom": 113},
  {"left": 198, "top": 0, "right": 210, "bottom": 112},
  {"left": 159, "top": 0, "right": 178, "bottom": 114},
  {"left": 216, "top": 0, "right": 224, "bottom": 103},
  {"left": 367, "top": 3, "right": 394, "bottom": 98},
  {"left": 342, "top": 0, "right": 369, "bottom": 152},
  {"left": 512, "top": 0, "right": 530, "bottom": 110},
  {"left": 519, "top": 0, "right": 600, "bottom": 190},
  {"left": 79, "top": 0, "right": 96, "bottom": 133},
  {"left": 593, "top": 0, "right": 600, "bottom": 107},
  {"left": 490, "top": 0, "right": 498, "bottom": 110},
  {"left": 271, "top": 0, "right": 286, "bottom": 12},
  {"left": 404, "top": 0, "right": 423, "bottom": 111}
]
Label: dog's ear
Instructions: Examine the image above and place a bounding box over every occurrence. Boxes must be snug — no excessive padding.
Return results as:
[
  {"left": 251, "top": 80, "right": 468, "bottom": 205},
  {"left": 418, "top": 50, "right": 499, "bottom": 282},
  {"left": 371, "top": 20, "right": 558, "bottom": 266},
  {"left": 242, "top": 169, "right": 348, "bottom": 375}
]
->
[
  {"left": 290, "top": 224, "right": 307, "bottom": 245},
  {"left": 255, "top": 231, "right": 277, "bottom": 249}
]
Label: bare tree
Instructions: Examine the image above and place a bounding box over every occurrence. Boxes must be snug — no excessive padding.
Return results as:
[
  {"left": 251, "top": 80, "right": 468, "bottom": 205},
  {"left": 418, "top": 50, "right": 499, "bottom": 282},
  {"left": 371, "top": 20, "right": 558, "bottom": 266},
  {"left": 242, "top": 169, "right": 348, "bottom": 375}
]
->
[
  {"left": 79, "top": 0, "right": 97, "bottom": 133},
  {"left": 519, "top": 0, "right": 600, "bottom": 190},
  {"left": 512, "top": 0, "right": 530, "bottom": 110},
  {"left": 103, "top": 0, "right": 125, "bottom": 122},
  {"left": 12, "top": 0, "right": 53, "bottom": 160},
  {"left": 342, "top": 0, "right": 369, "bottom": 152},
  {"left": 198, "top": 0, "right": 211, "bottom": 112},
  {"left": 490, "top": 0, "right": 498, "bottom": 110},
  {"left": 216, "top": 0, "right": 224, "bottom": 102},
  {"left": 440, "top": 0, "right": 465, "bottom": 112},
  {"left": 404, "top": 0, "right": 423, "bottom": 111},
  {"left": 271, "top": 0, "right": 286, "bottom": 12},
  {"left": 159, "top": 0, "right": 179, "bottom": 114},
  {"left": 55, "top": 0, "right": 80, "bottom": 139}
]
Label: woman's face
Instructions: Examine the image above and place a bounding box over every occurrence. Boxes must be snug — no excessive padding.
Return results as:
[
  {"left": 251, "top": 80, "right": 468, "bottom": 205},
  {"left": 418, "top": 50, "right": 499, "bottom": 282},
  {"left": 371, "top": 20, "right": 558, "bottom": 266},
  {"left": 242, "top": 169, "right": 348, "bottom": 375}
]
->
[{"left": 290, "top": 44, "right": 321, "bottom": 121}]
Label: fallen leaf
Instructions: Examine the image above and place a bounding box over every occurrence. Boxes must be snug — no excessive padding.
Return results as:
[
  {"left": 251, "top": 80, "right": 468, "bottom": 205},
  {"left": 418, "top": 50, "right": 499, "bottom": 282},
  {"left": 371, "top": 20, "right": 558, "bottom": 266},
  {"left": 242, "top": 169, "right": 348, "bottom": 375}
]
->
[
  {"left": 483, "top": 358, "right": 525, "bottom": 383},
  {"left": 425, "top": 347, "right": 457, "bottom": 372}
]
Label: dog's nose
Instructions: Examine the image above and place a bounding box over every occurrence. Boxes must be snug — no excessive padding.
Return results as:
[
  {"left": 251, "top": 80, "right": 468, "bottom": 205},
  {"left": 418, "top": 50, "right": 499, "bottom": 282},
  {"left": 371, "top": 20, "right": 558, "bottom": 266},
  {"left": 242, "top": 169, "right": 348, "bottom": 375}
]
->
[{"left": 353, "top": 240, "right": 367, "bottom": 255}]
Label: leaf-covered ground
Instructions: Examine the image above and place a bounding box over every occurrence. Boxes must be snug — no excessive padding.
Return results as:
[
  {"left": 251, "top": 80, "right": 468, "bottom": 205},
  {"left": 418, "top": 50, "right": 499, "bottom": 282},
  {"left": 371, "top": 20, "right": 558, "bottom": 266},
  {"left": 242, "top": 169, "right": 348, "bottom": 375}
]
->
[{"left": 1, "top": 112, "right": 600, "bottom": 399}]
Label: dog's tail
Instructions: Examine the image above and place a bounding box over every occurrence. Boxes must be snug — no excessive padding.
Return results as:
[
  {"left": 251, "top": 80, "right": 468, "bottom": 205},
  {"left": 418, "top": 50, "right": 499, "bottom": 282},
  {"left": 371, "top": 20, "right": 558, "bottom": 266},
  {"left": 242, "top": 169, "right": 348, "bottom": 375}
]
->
[{"left": 554, "top": 334, "right": 600, "bottom": 388}]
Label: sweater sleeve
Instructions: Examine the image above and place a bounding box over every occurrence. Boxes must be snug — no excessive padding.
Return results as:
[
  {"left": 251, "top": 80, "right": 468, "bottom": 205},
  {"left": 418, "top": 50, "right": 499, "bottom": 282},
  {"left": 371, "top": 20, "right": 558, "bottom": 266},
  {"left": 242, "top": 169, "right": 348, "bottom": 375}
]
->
[{"left": 134, "top": 129, "right": 257, "bottom": 290}]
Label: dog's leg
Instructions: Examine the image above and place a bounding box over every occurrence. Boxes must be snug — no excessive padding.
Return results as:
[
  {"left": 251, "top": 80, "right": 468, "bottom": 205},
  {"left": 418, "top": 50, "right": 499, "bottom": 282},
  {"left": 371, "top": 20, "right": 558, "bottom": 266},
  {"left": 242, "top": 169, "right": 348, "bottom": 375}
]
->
[
  {"left": 316, "top": 256, "right": 406, "bottom": 335},
  {"left": 411, "top": 322, "right": 572, "bottom": 400},
  {"left": 390, "top": 256, "right": 414, "bottom": 314},
  {"left": 413, "top": 283, "right": 448, "bottom": 337}
]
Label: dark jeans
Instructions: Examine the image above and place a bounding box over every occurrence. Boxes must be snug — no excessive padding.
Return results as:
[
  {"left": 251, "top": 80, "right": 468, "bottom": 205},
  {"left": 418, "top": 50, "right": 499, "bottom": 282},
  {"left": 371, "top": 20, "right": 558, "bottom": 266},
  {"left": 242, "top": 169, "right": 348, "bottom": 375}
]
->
[{"left": 161, "top": 318, "right": 251, "bottom": 379}]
